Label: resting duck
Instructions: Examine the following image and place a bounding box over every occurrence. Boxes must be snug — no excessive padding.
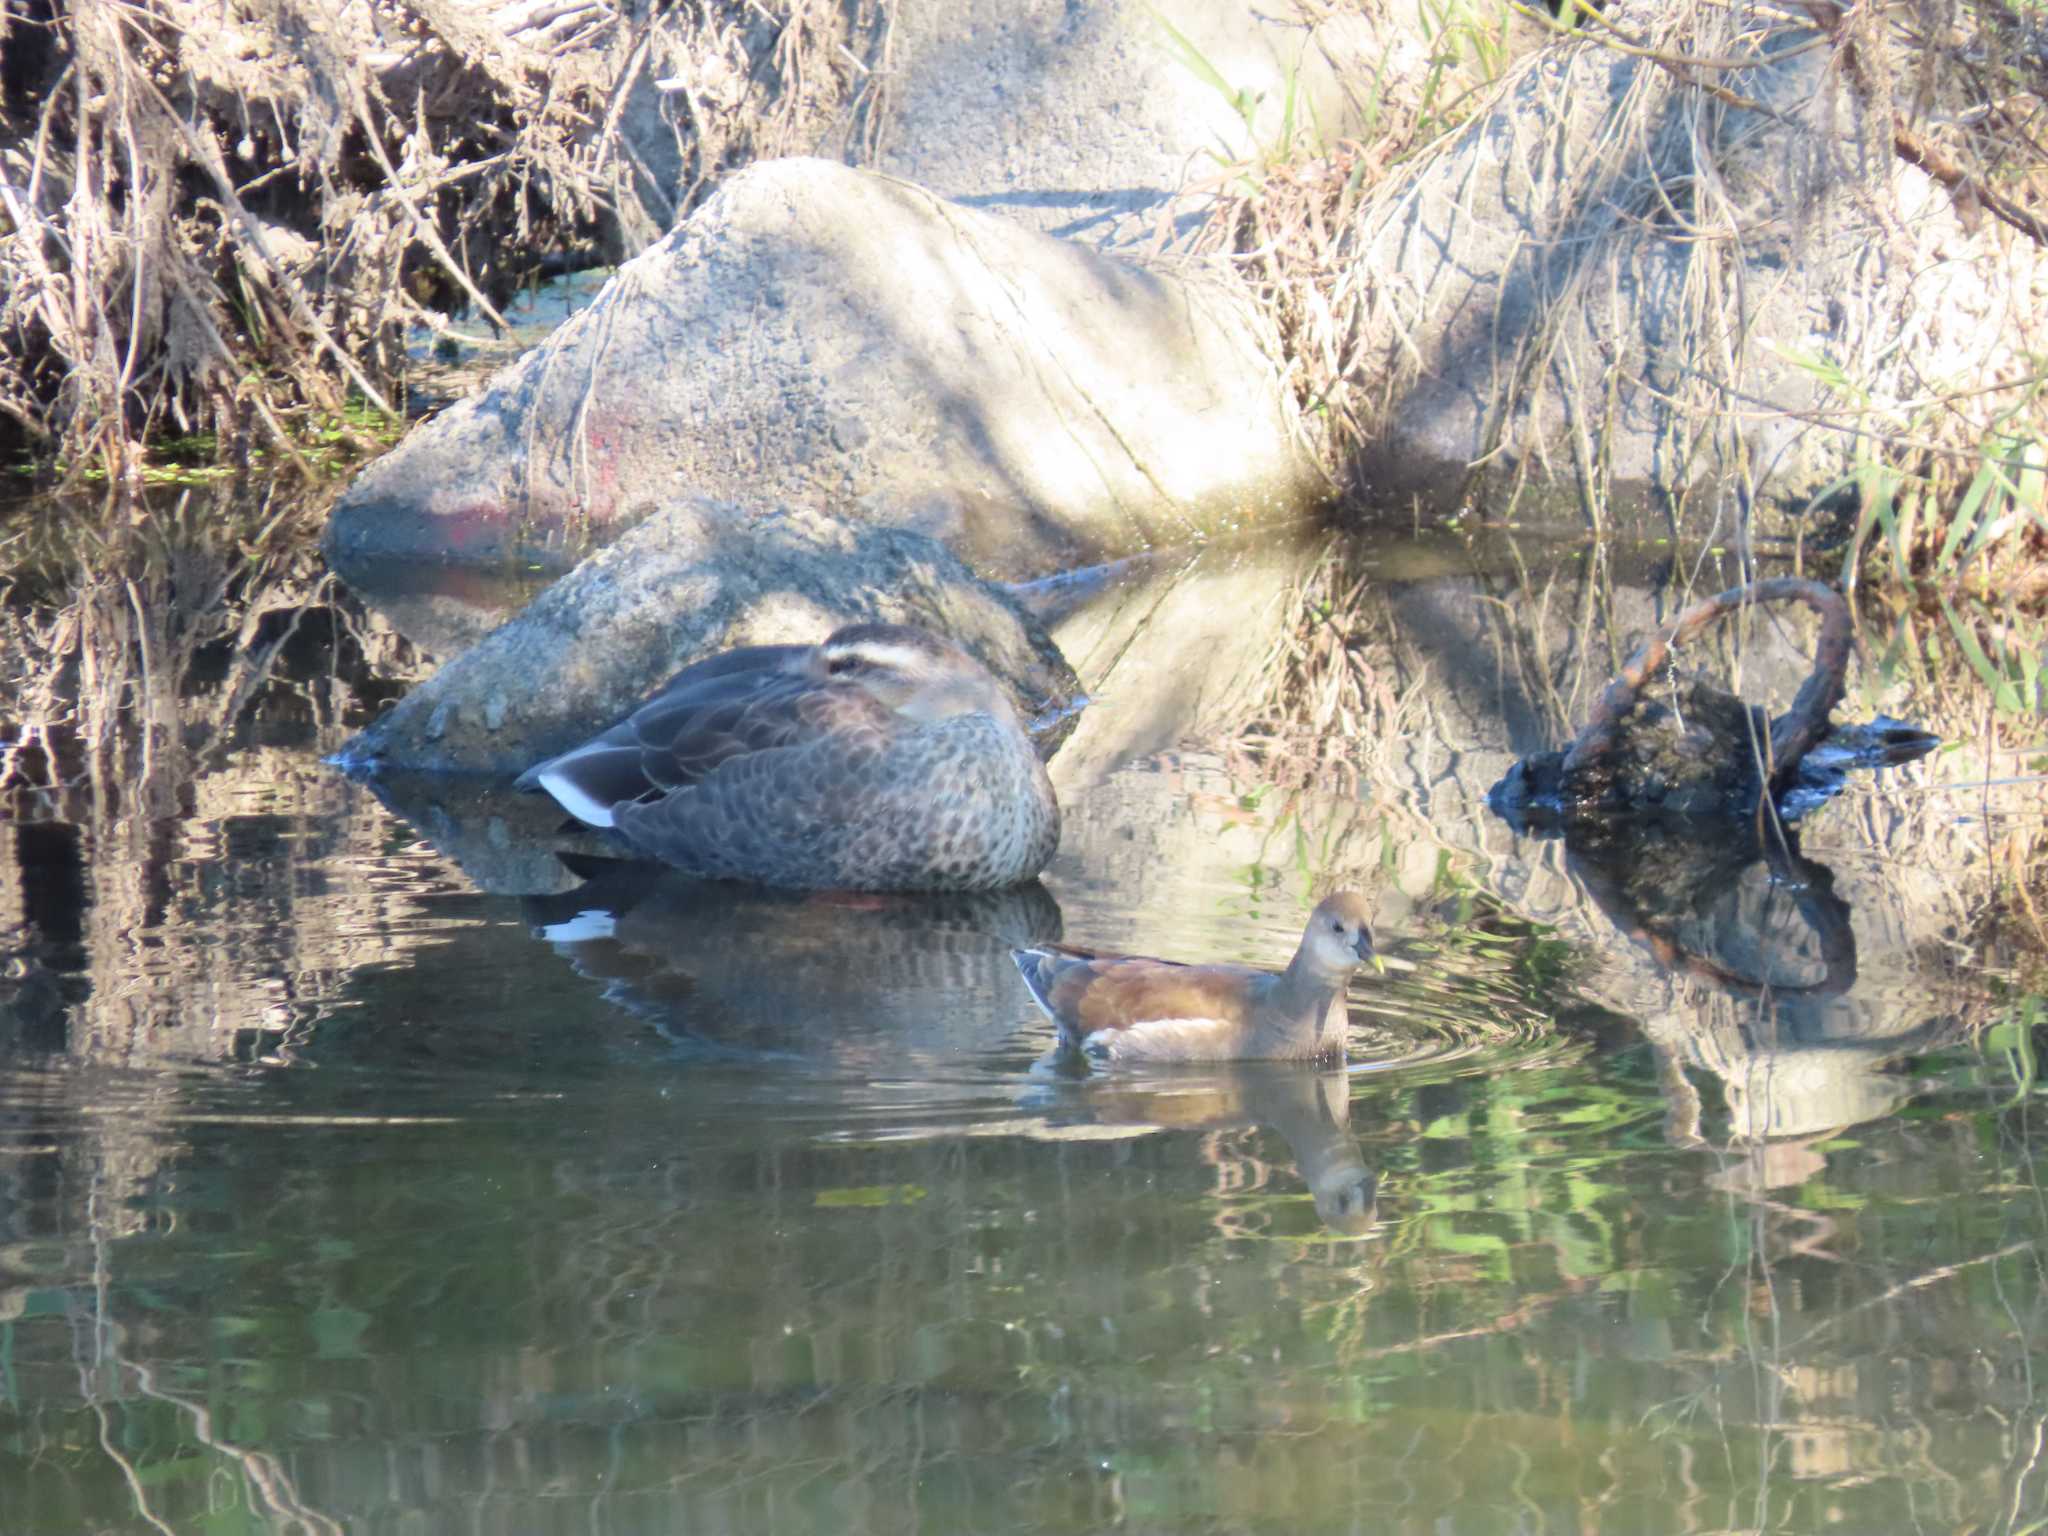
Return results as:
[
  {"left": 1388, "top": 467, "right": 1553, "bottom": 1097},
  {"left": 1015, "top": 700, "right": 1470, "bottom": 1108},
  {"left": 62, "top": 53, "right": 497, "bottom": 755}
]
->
[
  {"left": 515, "top": 623, "right": 1060, "bottom": 891},
  {"left": 1012, "top": 891, "right": 1378, "bottom": 1064}
]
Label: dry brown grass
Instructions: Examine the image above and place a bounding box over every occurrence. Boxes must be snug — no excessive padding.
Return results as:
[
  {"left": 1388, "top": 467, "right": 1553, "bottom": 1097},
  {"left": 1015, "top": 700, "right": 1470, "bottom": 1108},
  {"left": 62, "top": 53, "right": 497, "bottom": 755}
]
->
[{"left": 0, "top": 0, "right": 872, "bottom": 482}]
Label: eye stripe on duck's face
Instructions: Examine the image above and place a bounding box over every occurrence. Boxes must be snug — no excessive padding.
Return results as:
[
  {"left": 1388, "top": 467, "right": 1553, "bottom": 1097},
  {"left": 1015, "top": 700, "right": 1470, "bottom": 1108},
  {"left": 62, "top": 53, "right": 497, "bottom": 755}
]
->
[{"left": 823, "top": 640, "right": 953, "bottom": 681}]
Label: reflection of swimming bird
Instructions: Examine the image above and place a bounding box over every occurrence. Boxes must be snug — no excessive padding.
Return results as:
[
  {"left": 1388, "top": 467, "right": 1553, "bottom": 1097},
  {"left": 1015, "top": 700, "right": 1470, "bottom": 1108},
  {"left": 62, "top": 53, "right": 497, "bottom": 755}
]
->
[
  {"left": 1012, "top": 891, "right": 1378, "bottom": 1064},
  {"left": 1028, "top": 1066, "right": 1378, "bottom": 1234},
  {"left": 515, "top": 624, "right": 1060, "bottom": 891}
]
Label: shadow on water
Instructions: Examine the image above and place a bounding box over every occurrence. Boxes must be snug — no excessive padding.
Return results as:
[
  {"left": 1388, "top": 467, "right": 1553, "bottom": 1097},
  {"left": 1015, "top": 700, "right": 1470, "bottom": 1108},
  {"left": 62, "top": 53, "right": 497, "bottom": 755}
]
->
[{"left": 1, "top": 489, "right": 2045, "bottom": 1534}]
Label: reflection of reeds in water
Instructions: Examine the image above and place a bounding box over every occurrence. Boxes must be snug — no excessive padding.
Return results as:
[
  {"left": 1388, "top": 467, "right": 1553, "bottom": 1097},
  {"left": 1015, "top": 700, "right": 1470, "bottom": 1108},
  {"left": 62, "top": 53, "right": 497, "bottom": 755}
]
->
[
  {"left": 0, "top": 492, "right": 437, "bottom": 1063},
  {"left": 1222, "top": 530, "right": 2048, "bottom": 971},
  {"left": 1851, "top": 591, "right": 2048, "bottom": 959},
  {"left": 0, "top": 497, "right": 448, "bottom": 1534},
  {"left": 1218, "top": 542, "right": 1429, "bottom": 799},
  {"left": 5, "top": 492, "right": 364, "bottom": 805}
]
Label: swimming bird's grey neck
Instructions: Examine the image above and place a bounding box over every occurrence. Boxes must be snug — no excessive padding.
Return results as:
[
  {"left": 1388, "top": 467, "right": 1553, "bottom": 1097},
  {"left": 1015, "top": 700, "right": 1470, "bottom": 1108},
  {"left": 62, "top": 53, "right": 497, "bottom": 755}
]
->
[{"left": 1255, "top": 961, "right": 1351, "bottom": 1056}]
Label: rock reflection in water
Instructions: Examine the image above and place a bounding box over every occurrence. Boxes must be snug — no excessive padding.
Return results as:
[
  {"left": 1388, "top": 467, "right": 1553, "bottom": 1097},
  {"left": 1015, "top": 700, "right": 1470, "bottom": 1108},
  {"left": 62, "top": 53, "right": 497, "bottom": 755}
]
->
[
  {"left": 1024, "top": 1063, "right": 1378, "bottom": 1235},
  {"left": 523, "top": 859, "right": 1063, "bottom": 1061},
  {"left": 1560, "top": 816, "right": 1968, "bottom": 1149}
]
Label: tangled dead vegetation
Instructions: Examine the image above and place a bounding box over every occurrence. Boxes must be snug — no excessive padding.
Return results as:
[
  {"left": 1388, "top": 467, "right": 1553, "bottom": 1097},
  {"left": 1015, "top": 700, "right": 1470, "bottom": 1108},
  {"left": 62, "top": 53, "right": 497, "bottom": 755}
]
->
[
  {"left": 0, "top": 0, "right": 876, "bottom": 484},
  {"left": 1188, "top": 1, "right": 2048, "bottom": 565}
]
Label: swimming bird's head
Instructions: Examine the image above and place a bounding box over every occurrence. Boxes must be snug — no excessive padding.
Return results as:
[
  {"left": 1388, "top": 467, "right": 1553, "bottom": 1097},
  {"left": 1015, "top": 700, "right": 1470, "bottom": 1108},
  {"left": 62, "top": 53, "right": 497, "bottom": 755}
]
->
[{"left": 1296, "top": 889, "right": 1378, "bottom": 981}]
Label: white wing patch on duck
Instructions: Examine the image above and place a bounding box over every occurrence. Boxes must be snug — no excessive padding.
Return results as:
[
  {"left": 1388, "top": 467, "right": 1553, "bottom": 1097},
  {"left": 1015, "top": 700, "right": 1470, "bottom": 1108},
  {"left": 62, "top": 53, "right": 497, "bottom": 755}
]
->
[
  {"left": 533, "top": 743, "right": 622, "bottom": 828},
  {"left": 532, "top": 908, "right": 618, "bottom": 944}
]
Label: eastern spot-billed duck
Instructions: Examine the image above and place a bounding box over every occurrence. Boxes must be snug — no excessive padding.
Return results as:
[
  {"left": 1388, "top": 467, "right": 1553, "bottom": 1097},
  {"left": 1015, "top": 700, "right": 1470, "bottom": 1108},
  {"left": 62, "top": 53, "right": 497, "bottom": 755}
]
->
[
  {"left": 1012, "top": 891, "right": 1378, "bottom": 1064},
  {"left": 516, "top": 624, "right": 1059, "bottom": 891}
]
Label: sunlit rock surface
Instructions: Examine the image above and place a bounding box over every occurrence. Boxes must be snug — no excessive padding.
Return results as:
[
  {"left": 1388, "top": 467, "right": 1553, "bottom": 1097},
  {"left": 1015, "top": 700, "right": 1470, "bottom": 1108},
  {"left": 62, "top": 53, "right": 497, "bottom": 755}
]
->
[
  {"left": 846, "top": 0, "right": 1398, "bottom": 251},
  {"left": 334, "top": 500, "right": 1081, "bottom": 777},
  {"left": 1346, "top": 1, "right": 2046, "bottom": 524},
  {"left": 326, "top": 157, "right": 1321, "bottom": 579}
]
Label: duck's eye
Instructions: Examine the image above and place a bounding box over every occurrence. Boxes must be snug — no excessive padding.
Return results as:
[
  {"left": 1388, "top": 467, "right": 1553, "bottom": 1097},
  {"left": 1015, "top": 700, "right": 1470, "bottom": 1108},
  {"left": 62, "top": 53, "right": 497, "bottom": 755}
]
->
[
  {"left": 1330, "top": 919, "right": 1344, "bottom": 933},
  {"left": 827, "top": 655, "right": 862, "bottom": 676}
]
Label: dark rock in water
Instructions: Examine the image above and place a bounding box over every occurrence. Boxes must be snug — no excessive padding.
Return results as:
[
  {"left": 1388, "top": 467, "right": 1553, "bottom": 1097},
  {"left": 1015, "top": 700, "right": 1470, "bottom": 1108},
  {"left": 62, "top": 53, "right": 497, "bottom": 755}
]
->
[
  {"left": 1485, "top": 578, "right": 1929, "bottom": 825},
  {"left": 332, "top": 499, "right": 1083, "bottom": 777},
  {"left": 1557, "top": 674, "right": 1773, "bottom": 816},
  {"left": 1492, "top": 702, "right": 1940, "bottom": 829}
]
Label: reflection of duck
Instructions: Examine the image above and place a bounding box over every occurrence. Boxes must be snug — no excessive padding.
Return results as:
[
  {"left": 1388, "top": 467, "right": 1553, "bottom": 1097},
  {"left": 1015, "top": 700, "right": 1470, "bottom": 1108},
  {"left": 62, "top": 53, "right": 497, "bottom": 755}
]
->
[
  {"left": 1013, "top": 892, "right": 1378, "bottom": 1064},
  {"left": 1028, "top": 1065, "right": 1378, "bottom": 1234},
  {"left": 516, "top": 625, "right": 1059, "bottom": 891},
  {"left": 523, "top": 858, "right": 1063, "bottom": 1060}
]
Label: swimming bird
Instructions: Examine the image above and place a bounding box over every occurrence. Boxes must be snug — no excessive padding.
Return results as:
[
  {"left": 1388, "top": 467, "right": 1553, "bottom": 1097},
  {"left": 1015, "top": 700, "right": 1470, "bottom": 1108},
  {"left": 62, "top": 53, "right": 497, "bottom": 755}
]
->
[
  {"left": 514, "top": 623, "right": 1060, "bottom": 891},
  {"left": 1012, "top": 891, "right": 1378, "bottom": 1064}
]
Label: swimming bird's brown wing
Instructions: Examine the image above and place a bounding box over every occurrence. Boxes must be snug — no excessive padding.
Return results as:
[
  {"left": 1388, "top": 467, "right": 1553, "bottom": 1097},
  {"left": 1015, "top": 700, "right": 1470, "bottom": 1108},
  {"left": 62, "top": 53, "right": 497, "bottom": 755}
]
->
[{"left": 1013, "top": 949, "right": 1259, "bottom": 1039}]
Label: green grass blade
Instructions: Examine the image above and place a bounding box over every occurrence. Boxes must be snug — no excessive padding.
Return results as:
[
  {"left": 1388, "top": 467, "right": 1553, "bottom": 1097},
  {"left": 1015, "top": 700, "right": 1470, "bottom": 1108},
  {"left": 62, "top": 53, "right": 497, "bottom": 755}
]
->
[
  {"left": 1939, "top": 595, "right": 2025, "bottom": 714},
  {"left": 1936, "top": 459, "right": 1996, "bottom": 573}
]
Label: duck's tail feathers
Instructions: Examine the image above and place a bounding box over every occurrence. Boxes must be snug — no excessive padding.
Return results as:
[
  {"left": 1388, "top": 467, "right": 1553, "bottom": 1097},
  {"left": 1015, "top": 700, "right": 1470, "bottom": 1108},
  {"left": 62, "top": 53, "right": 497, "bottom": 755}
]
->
[{"left": 520, "top": 739, "right": 656, "bottom": 829}]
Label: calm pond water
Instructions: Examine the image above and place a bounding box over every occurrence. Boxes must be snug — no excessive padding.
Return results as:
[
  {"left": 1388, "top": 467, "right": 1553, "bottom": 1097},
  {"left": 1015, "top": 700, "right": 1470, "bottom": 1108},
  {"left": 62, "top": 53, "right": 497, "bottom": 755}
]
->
[{"left": 1, "top": 509, "right": 2045, "bottom": 1535}]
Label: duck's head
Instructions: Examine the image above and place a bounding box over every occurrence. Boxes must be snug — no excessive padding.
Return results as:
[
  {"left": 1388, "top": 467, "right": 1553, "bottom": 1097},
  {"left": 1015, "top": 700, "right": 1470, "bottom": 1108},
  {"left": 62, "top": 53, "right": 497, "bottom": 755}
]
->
[
  {"left": 1296, "top": 889, "right": 1378, "bottom": 981},
  {"left": 820, "top": 623, "right": 1012, "bottom": 723}
]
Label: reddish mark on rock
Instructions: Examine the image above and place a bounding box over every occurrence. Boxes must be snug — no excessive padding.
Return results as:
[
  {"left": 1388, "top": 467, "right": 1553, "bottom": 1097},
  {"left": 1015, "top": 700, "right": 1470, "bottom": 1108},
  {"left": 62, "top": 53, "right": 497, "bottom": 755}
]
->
[{"left": 435, "top": 499, "right": 512, "bottom": 551}]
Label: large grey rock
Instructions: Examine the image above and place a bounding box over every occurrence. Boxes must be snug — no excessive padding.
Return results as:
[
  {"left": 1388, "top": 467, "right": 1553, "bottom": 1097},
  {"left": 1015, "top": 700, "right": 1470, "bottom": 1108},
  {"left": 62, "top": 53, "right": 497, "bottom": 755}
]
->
[
  {"left": 326, "top": 157, "right": 1322, "bottom": 582},
  {"left": 1343, "top": 3, "right": 2034, "bottom": 526},
  {"left": 334, "top": 500, "right": 1083, "bottom": 776}
]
